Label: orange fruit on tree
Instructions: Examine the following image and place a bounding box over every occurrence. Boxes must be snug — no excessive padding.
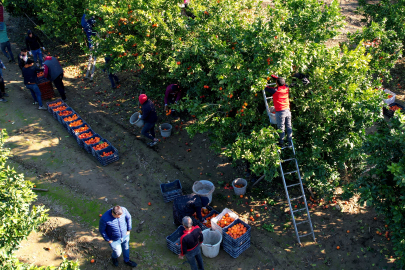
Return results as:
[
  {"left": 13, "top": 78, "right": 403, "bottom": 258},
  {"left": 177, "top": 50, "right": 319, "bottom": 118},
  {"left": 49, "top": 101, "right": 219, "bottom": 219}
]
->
[{"left": 90, "top": 259, "right": 95, "bottom": 263}]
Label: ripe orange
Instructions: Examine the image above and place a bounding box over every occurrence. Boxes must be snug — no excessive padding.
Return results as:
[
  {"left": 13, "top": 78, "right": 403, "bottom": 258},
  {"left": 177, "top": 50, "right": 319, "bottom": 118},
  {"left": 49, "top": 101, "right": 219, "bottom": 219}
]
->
[
  {"left": 346, "top": 230, "right": 350, "bottom": 233},
  {"left": 90, "top": 259, "right": 95, "bottom": 263},
  {"left": 240, "top": 195, "right": 243, "bottom": 198},
  {"left": 99, "top": 214, "right": 102, "bottom": 217},
  {"left": 250, "top": 209, "right": 254, "bottom": 212},
  {"left": 255, "top": 213, "right": 260, "bottom": 218},
  {"left": 148, "top": 202, "right": 151, "bottom": 206},
  {"left": 336, "top": 246, "right": 340, "bottom": 250}
]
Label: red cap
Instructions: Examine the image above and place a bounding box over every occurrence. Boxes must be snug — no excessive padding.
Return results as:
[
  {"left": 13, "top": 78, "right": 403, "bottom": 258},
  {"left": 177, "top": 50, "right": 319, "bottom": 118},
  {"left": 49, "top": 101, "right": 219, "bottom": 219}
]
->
[
  {"left": 271, "top": 74, "right": 278, "bottom": 79},
  {"left": 139, "top": 94, "right": 148, "bottom": 104}
]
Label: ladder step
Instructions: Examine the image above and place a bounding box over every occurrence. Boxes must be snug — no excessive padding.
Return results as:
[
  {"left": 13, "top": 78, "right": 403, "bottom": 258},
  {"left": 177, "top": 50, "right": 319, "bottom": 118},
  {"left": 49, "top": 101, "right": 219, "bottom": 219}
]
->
[
  {"left": 266, "top": 97, "right": 272, "bottom": 100},
  {"left": 284, "top": 170, "right": 298, "bottom": 175},
  {"left": 295, "top": 220, "right": 309, "bottom": 226},
  {"left": 290, "top": 195, "right": 303, "bottom": 201},
  {"left": 287, "top": 183, "right": 300, "bottom": 188},
  {"left": 299, "top": 232, "right": 313, "bottom": 238},
  {"left": 280, "top": 145, "right": 293, "bottom": 150},
  {"left": 282, "top": 158, "right": 295, "bottom": 162},
  {"left": 293, "top": 208, "right": 306, "bottom": 213}
]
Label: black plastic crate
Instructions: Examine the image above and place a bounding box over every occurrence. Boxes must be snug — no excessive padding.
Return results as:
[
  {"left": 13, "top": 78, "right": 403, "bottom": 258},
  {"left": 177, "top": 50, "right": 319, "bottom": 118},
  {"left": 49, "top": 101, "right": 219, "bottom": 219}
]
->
[
  {"left": 160, "top": 180, "right": 183, "bottom": 203},
  {"left": 61, "top": 113, "right": 80, "bottom": 129},
  {"left": 51, "top": 105, "right": 69, "bottom": 119},
  {"left": 95, "top": 145, "right": 119, "bottom": 166},
  {"left": 66, "top": 119, "right": 86, "bottom": 134},
  {"left": 222, "top": 219, "right": 251, "bottom": 248},
  {"left": 46, "top": 99, "right": 66, "bottom": 114},
  {"left": 91, "top": 139, "right": 112, "bottom": 157},
  {"left": 166, "top": 226, "right": 184, "bottom": 255},
  {"left": 56, "top": 108, "right": 75, "bottom": 124},
  {"left": 197, "top": 210, "right": 220, "bottom": 230},
  {"left": 383, "top": 102, "right": 404, "bottom": 118},
  {"left": 76, "top": 129, "right": 95, "bottom": 148},
  {"left": 223, "top": 239, "right": 251, "bottom": 258}
]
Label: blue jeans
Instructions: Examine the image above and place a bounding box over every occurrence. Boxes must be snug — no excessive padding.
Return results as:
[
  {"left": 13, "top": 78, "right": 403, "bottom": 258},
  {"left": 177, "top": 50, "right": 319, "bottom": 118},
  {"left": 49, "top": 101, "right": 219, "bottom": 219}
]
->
[
  {"left": 1, "top": 41, "right": 14, "bottom": 61},
  {"left": 25, "top": 84, "right": 43, "bottom": 107},
  {"left": 108, "top": 73, "right": 119, "bottom": 88},
  {"left": 276, "top": 109, "right": 292, "bottom": 143},
  {"left": 32, "top": 48, "right": 43, "bottom": 66},
  {"left": 185, "top": 246, "right": 204, "bottom": 270},
  {"left": 110, "top": 234, "right": 130, "bottom": 262},
  {"left": 141, "top": 122, "right": 156, "bottom": 140}
]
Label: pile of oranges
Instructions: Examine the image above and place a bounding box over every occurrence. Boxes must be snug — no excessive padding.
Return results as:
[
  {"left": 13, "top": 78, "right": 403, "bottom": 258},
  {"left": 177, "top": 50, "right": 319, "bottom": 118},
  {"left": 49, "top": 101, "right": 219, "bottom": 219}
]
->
[
  {"left": 69, "top": 120, "right": 83, "bottom": 127},
  {"left": 73, "top": 125, "right": 89, "bottom": 133},
  {"left": 85, "top": 137, "right": 101, "bottom": 145},
  {"left": 234, "top": 184, "right": 245, "bottom": 188},
  {"left": 58, "top": 110, "right": 72, "bottom": 116},
  {"left": 390, "top": 105, "right": 402, "bottom": 112},
  {"left": 216, "top": 213, "right": 235, "bottom": 228},
  {"left": 49, "top": 101, "right": 63, "bottom": 108},
  {"left": 387, "top": 94, "right": 393, "bottom": 98},
  {"left": 204, "top": 213, "right": 218, "bottom": 228},
  {"left": 101, "top": 151, "right": 113, "bottom": 157},
  {"left": 78, "top": 131, "right": 93, "bottom": 139},
  {"left": 53, "top": 106, "right": 67, "bottom": 112},
  {"left": 63, "top": 114, "right": 78, "bottom": 122},
  {"left": 93, "top": 142, "right": 109, "bottom": 151},
  {"left": 226, "top": 223, "right": 247, "bottom": 239}
]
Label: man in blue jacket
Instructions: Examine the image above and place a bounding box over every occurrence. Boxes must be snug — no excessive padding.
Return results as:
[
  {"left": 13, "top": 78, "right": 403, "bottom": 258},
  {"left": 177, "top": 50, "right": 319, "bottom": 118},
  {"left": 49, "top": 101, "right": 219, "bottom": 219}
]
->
[
  {"left": 99, "top": 205, "right": 137, "bottom": 267},
  {"left": 138, "top": 94, "right": 159, "bottom": 146}
]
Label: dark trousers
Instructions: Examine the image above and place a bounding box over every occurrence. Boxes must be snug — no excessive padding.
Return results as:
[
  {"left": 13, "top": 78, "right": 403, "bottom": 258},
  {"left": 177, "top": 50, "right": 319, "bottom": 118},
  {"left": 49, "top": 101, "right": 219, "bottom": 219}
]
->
[
  {"left": 185, "top": 246, "right": 204, "bottom": 270},
  {"left": 1, "top": 41, "right": 14, "bottom": 61},
  {"left": 0, "top": 77, "right": 5, "bottom": 94},
  {"left": 141, "top": 122, "right": 156, "bottom": 140},
  {"left": 108, "top": 73, "right": 119, "bottom": 88},
  {"left": 53, "top": 73, "right": 66, "bottom": 100}
]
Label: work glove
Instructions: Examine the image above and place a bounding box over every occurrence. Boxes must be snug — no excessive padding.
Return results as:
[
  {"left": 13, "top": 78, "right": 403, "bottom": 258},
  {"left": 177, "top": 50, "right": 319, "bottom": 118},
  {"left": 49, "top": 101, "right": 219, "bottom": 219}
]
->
[
  {"left": 42, "top": 47, "right": 45, "bottom": 51},
  {"left": 29, "top": 51, "right": 32, "bottom": 56},
  {"left": 138, "top": 114, "right": 142, "bottom": 119}
]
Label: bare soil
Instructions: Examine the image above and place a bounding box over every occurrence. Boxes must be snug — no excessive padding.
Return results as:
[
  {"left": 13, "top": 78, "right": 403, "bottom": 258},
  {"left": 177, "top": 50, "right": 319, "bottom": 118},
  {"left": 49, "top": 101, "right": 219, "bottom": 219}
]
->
[{"left": 1, "top": 2, "right": 401, "bottom": 269}]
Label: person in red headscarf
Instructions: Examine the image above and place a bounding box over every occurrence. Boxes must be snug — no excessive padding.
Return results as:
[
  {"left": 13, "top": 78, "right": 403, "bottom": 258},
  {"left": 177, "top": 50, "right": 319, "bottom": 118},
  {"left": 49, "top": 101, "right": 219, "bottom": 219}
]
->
[{"left": 138, "top": 94, "right": 159, "bottom": 146}]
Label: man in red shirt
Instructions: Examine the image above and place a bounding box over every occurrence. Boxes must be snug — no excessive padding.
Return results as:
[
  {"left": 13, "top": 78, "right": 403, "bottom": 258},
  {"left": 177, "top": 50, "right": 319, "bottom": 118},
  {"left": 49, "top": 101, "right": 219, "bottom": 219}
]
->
[
  {"left": 265, "top": 75, "right": 292, "bottom": 147},
  {"left": 179, "top": 216, "right": 204, "bottom": 270}
]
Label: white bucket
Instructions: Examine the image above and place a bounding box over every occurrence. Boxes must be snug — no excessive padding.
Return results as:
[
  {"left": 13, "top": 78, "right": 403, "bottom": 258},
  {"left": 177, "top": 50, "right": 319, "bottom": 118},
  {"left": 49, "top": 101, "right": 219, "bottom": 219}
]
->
[
  {"left": 383, "top": 89, "right": 396, "bottom": 105},
  {"left": 269, "top": 106, "right": 277, "bottom": 124},
  {"left": 201, "top": 229, "right": 222, "bottom": 258},
  {"left": 232, "top": 178, "right": 247, "bottom": 196},
  {"left": 160, "top": 123, "right": 172, "bottom": 137},
  {"left": 130, "top": 112, "right": 144, "bottom": 127},
  {"left": 192, "top": 180, "right": 215, "bottom": 203}
]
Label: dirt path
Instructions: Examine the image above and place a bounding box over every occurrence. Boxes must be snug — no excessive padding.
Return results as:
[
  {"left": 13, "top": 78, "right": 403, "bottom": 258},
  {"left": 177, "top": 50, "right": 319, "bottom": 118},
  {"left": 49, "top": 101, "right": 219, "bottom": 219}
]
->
[{"left": 1, "top": 3, "right": 400, "bottom": 270}]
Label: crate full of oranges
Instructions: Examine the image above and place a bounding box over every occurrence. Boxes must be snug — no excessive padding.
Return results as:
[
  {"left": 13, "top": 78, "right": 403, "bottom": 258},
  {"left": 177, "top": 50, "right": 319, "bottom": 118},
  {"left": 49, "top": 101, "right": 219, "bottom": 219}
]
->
[
  {"left": 223, "top": 219, "right": 251, "bottom": 248},
  {"left": 211, "top": 209, "right": 239, "bottom": 233}
]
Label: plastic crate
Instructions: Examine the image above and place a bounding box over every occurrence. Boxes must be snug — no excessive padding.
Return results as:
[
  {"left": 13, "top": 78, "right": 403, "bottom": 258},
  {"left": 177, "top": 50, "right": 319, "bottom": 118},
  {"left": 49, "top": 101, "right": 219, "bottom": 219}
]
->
[
  {"left": 83, "top": 135, "right": 102, "bottom": 153},
  {"left": 223, "top": 239, "right": 251, "bottom": 258},
  {"left": 94, "top": 145, "right": 119, "bottom": 166},
  {"left": 46, "top": 99, "right": 66, "bottom": 114},
  {"left": 90, "top": 138, "right": 111, "bottom": 156},
  {"left": 198, "top": 210, "right": 220, "bottom": 230},
  {"left": 160, "top": 180, "right": 183, "bottom": 203},
  {"left": 222, "top": 219, "right": 251, "bottom": 248},
  {"left": 70, "top": 123, "right": 91, "bottom": 136},
  {"left": 51, "top": 105, "right": 69, "bottom": 119},
  {"left": 76, "top": 129, "right": 95, "bottom": 146},
  {"left": 166, "top": 226, "right": 184, "bottom": 255},
  {"left": 38, "top": 80, "right": 54, "bottom": 100},
  {"left": 57, "top": 108, "right": 75, "bottom": 124},
  {"left": 211, "top": 208, "right": 239, "bottom": 235},
  {"left": 62, "top": 114, "right": 81, "bottom": 130},
  {"left": 383, "top": 102, "right": 404, "bottom": 118},
  {"left": 66, "top": 119, "right": 86, "bottom": 133}
]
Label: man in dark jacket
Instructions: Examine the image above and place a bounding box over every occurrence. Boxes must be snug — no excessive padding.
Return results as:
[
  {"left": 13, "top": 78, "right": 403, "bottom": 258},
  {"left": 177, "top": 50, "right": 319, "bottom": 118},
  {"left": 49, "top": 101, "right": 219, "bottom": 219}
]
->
[
  {"left": 43, "top": 55, "right": 66, "bottom": 101},
  {"left": 138, "top": 94, "right": 159, "bottom": 146},
  {"left": 18, "top": 48, "right": 29, "bottom": 71},
  {"left": 179, "top": 216, "right": 204, "bottom": 270},
  {"left": 22, "top": 59, "right": 46, "bottom": 110},
  {"left": 25, "top": 30, "right": 45, "bottom": 67},
  {"left": 173, "top": 194, "right": 210, "bottom": 226},
  {"left": 265, "top": 75, "right": 292, "bottom": 147},
  {"left": 104, "top": 56, "right": 120, "bottom": 89},
  {"left": 99, "top": 205, "right": 137, "bottom": 267}
]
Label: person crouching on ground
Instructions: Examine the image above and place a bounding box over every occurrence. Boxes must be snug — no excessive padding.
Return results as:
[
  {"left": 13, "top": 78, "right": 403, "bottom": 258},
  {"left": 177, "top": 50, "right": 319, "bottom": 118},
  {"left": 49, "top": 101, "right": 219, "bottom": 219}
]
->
[
  {"left": 22, "top": 59, "right": 47, "bottom": 110},
  {"left": 164, "top": 83, "right": 182, "bottom": 116},
  {"left": 265, "top": 75, "right": 292, "bottom": 147},
  {"left": 138, "top": 94, "right": 159, "bottom": 146},
  {"left": 179, "top": 216, "right": 204, "bottom": 270},
  {"left": 173, "top": 194, "right": 210, "bottom": 226}
]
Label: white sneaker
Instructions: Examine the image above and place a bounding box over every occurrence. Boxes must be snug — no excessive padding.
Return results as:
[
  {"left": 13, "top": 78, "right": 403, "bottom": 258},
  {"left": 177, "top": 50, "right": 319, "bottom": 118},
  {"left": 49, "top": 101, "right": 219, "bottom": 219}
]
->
[{"left": 38, "top": 106, "right": 47, "bottom": 110}]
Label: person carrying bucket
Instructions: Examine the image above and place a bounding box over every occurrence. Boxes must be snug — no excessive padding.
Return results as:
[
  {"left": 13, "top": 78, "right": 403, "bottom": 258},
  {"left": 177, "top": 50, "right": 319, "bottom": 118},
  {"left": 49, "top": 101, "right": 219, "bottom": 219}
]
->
[
  {"left": 173, "top": 194, "right": 210, "bottom": 226},
  {"left": 138, "top": 94, "right": 159, "bottom": 147},
  {"left": 178, "top": 216, "right": 205, "bottom": 270}
]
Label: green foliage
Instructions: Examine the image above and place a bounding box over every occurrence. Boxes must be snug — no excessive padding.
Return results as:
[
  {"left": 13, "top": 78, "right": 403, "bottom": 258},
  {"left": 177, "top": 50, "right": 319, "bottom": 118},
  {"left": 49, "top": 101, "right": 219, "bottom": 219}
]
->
[
  {"left": 1, "top": 256, "right": 80, "bottom": 270},
  {"left": 353, "top": 113, "right": 405, "bottom": 267},
  {"left": 358, "top": 0, "right": 405, "bottom": 42}
]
